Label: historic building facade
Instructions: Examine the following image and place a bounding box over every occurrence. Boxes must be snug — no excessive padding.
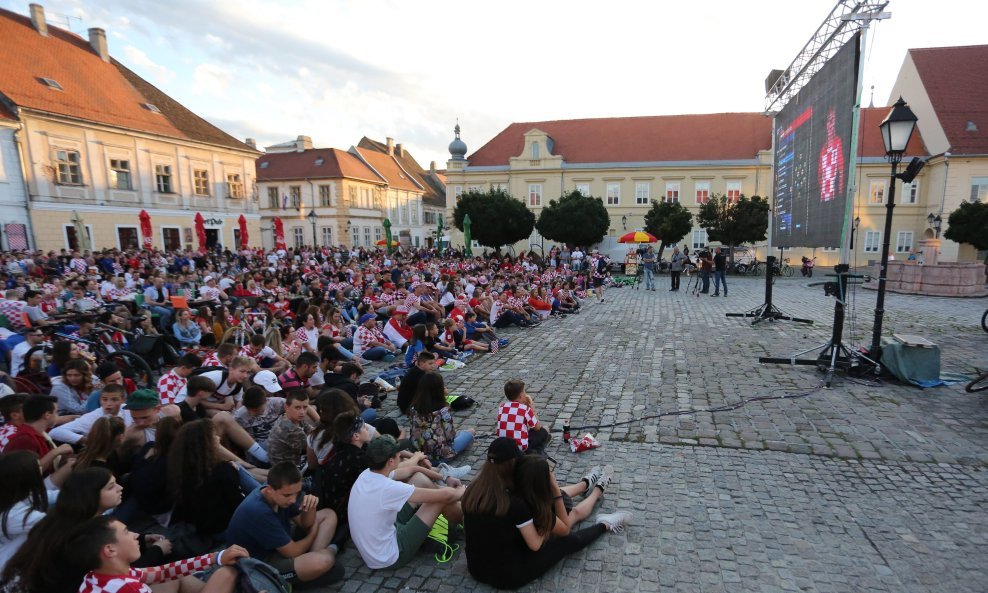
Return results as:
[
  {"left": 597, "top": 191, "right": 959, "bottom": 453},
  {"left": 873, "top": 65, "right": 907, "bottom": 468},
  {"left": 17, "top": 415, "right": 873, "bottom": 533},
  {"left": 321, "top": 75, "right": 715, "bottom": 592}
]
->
[{"left": 0, "top": 5, "right": 261, "bottom": 252}]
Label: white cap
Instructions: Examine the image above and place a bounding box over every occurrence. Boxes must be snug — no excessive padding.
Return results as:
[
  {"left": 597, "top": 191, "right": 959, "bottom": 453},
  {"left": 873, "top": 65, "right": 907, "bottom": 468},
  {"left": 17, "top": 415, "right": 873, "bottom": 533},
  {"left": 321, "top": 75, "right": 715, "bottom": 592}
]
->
[{"left": 252, "top": 370, "right": 281, "bottom": 394}]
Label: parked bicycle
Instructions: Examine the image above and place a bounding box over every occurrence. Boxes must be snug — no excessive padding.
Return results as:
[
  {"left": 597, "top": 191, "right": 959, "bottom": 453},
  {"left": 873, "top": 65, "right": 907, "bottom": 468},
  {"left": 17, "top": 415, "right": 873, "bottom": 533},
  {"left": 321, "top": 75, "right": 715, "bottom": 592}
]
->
[
  {"left": 967, "top": 367, "right": 988, "bottom": 392},
  {"left": 982, "top": 308, "right": 987, "bottom": 333}
]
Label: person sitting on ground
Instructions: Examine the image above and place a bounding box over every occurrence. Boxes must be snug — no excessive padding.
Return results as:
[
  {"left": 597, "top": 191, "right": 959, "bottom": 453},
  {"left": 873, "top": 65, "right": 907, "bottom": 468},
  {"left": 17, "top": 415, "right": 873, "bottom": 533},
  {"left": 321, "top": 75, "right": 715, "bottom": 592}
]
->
[
  {"left": 200, "top": 342, "right": 238, "bottom": 368},
  {"left": 225, "top": 461, "right": 344, "bottom": 588},
  {"left": 0, "top": 451, "right": 49, "bottom": 573},
  {"left": 397, "top": 351, "right": 438, "bottom": 415},
  {"left": 278, "top": 351, "right": 318, "bottom": 395},
  {"left": 50, "top": 384, "right": 129, "bottom": 447},
  {"left": 408, "top": 372, "right": 475, "bottom": 463},
  {"left": 1, "top": 394, "right": 75, "bottom": 484},
  {"left": 462, "top": 444, "right": 630, "bottom": 590},
  {"left": 265, "top": 390, "right": 312, "bottom": 469},
  {"left": 73, "top": 416, "right": 126, "bottom": 473},
  {"left": 50, "top": 359, "right": 93, "bottom": 417},
  {"left": 381, "top": 306, "right": 413, "bottom": 350},
  {"left": 403, "top": 324, "right": 428, "bottom": 367},
  {"left": 497, "top": 378, "right": 551, "bottom": 454},
  {"left": 445, "top": 317, "right": 491, "bottom": 354},
  {"left": 240, "top": 333, "right": 289, "bottom": 375},
  {"left": 185, "top": 356, "right": 253, "bottom": 415},
  {"left": 353, "top": 313, "right": 399, "bottom": 362},
  {"left": 347, "top": 435, "right": 465, "bottom": 570},
  {"left": 171, "top": 308, "right": 201, "bottom": 348},
  {"left": 69, "top": 515, "right": 247, "bottom": 593},
  {"left": 156, "top": 352, "right": 201, "bottom": 405}
]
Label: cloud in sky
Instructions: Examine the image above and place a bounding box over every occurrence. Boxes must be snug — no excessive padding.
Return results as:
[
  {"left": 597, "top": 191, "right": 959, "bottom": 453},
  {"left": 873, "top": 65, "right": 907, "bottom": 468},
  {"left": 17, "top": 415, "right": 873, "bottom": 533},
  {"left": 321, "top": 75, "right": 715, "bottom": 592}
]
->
[{"left": 2, "top": 0, "right": 985, "bottom": 166}]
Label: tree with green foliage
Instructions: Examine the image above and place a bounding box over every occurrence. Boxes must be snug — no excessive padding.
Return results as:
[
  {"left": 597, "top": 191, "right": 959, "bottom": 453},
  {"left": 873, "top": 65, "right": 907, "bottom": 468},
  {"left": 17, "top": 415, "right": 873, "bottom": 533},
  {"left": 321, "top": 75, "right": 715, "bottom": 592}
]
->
[
  {"left": 943, "top": 201, "right": 988, "bottom": 263},
  {"left": 534, "top": 190, "right": 610, "bottom": 248},
  {"left": 643, "top": 200, "right": 693, "bottom": 260},
  {"left": 696, "top": 194, "right": 769, "bottom": 266},
  {"left": 452, "top": 188, "right": 535, "bottom": 252}
]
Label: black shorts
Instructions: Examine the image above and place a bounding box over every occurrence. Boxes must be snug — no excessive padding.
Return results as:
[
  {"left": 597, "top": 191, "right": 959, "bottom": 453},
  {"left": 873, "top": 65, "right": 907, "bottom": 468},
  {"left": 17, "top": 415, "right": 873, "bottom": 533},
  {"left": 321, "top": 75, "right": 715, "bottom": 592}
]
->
[{"left": 592, "top": 277, "right": 604, "bottom": 288}]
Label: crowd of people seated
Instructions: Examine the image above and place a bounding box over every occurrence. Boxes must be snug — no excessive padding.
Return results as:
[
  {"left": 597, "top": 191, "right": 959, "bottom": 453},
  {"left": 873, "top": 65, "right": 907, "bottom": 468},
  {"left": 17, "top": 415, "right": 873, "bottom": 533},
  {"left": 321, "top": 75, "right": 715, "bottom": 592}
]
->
[{"left": 0, "top": 243, "right": 630, "bottom": 592}]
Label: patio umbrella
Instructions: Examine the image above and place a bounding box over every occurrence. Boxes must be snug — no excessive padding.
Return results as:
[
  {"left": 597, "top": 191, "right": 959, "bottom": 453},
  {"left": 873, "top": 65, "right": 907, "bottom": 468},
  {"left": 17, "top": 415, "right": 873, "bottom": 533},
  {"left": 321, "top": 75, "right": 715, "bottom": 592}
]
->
[
  {"left": 617, "top": 230, "right": 659, "bottom": 243},
  {"left": 139, "top": 209, "right": 153, "bottom": 251},
  {"left": 463, "top": 214, "right": 473, "bottom": 256},
  {"left": 375, "top": 239, "right": 399, "bottom": 247},
  {"left": 194, "top": 212, "right": 207, "bottom": 253},
  {"left": 382, "top": 218, "right": 394, "bottom": 254},
  {"left": 71, "top": 210, "right": 91, "bottom": 252},
  {"left": 238, "top": 214, "right": 249, "bottom": 248},
  {"left": 273, "top": 217, "right": 287, "bottom": 251}
]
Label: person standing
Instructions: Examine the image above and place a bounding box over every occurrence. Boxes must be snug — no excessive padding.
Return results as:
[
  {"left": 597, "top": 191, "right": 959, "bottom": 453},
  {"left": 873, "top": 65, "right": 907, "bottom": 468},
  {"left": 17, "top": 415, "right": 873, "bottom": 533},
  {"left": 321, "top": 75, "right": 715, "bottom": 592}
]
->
[
  {"left": 669, "top": 248, "right": 686, "bottom": 292},
  {"left": 712, "top": 247, "right": 728, "bottom": 297},
  {"left": 699, "top": 250, "right": 713, "bottom": 294},
  {"left": 641, "top": 247, "right": 656, "bottom": 291}
]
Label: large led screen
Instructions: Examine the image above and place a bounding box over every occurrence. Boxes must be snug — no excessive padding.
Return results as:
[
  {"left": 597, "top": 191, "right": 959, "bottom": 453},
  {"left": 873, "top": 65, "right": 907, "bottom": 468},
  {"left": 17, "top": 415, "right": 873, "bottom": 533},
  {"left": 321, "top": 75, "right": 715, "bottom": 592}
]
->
[{"left": 773, "top": 33, "right": 860, "bottom": 248}]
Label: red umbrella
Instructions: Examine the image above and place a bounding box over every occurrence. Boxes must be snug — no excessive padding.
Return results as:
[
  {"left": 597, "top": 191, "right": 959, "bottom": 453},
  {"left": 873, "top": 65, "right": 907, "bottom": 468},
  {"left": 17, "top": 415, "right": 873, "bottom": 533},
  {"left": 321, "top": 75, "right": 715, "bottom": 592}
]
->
[
  {"left": 194, "top": 212, "right": 207, "bottom": 253},
  {"left": 238, "top": 214, "right": 249, "bottom": 248},
  {"left": 139, "top": 209, "right": 153, "bottom": 250},
  {"left": 273, "top": 217, "right": 287, "bottom": 251}
]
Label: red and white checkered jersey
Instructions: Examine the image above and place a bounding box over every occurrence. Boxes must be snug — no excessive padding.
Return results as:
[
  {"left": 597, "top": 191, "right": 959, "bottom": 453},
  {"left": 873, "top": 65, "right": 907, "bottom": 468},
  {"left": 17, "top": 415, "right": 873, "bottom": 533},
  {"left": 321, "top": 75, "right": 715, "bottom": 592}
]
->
[
  {"left": 403, "top": 293, "right": 421, "bottom": 312},
  {"left": 497, "top": 401, "right": 538, "bottom": 450},
  {"left": 157, "top": 370, "right": 187, "bottom": 405},
  {"left": 201, "top": 352, "right": 222, "bottom": 368},
  {"left": 0, "top": 423, "right": 17, "bottom": 450},
  {"left": 78, "top": 553, "right": 214, "bottom": 593},
  {"left": 0, "top": 299, "right": 27, "bottom": 331}
]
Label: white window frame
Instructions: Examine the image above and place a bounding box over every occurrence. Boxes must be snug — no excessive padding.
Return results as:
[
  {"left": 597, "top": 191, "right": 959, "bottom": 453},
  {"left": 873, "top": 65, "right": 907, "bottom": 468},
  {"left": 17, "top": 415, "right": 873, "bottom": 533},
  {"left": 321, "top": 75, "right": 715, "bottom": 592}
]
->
[
  {"left": 374, "top": 227, "right": 382, "bottom": 244},
  {"left": 635, "top": 182, "right": 650, "bottom": 205},
  {"left": 692, "top": 229, "right": 707, "bottom": 249},
  {"left": 363, "top": 226, "right": 371, "bottom": 247},
  {"left": 529, "top": 183, "right": 542, "bottom": 207},
  {"left": 55, "top": 149, "right": 82, "bottom": 185},
  {"left": 155, "top": 164, "right": 173, "bottom": 193},
  {"left": 970, "top": 177, "right": 988, "bottom": 203},
  {"left": 664, "top": 182, "right": 680, "bottom": 203},
  {"left": 161, "top": 225, "right": 182, "bottom": 250},
  {"left": 63, "top": 223, "right": 94, "bottom": 250},
  {"left": 575, "top": 183, "right": 591, "bottom": 197},
  {"left": 863, "top": 230, "right": 881, "bottom": 253},
  {"left": 606, "top": 182, "right": 620, "bottom": 205},
  {"left": 531, "top": 142, "right": 540, "bottom": 159},
  {"left": 868, "top": 180, "right": 886, "bottom": 205},
  {"left": 896, "top": 230, "right": 913, "bottom": 253},
  {"left": 350, "top": 226, "right": 359, "bottom": 247},
  {"left": 109, "top": 159, "right": 132, "bottom": 190},
  {"left": 453, "top": 186, "right": 463, "bottom": 200},
  {"left": 902, "top": 180, "right": 919, "bottom": 204},
  {"left": 114, "top": 225, "right": 140, "bottom": 250},
  {"left": 289, "top": 186, "right": 301, "bottom": 209},
  {"left": 226, "top": 173, "right": 245, "bottom": 199},
  {"left": 193, "top": 168, "right": 210, "bottom": 196},
  {"left": 321, "top": 227, "right": 333, "bottom": 247},
  {"left": 726, "top": 181, "right": 742, "bottom": 203},
  {"left": 293, "top": 227, "right": 304, "bottom": 249},
  {"left": 694, "top": 181, "right": 710, "bottom": 205}
]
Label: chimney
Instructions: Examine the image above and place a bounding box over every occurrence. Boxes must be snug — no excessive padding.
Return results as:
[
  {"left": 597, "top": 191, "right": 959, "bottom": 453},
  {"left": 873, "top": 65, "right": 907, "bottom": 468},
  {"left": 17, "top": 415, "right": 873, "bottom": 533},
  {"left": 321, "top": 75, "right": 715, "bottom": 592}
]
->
[
  {"left": 29, "top": 4, "right": 48, "bottom": 36},
  {"left": 245, "top": 138, "right": 257, "bottom": 149},
  {"left": 395, "top": 143, "right": 404, "bottom": 158},
  {"left": 296, "top": 135, "right": 312, "bottom": 152},
  {"left": 88, "top": 28, "right": 109, "bottom": 62},
  {"left": 430, "top": 161, "right": 437, "bottom": 174},
  {"left": 386, "top": 137, "right": 394, "bottom": 155}
]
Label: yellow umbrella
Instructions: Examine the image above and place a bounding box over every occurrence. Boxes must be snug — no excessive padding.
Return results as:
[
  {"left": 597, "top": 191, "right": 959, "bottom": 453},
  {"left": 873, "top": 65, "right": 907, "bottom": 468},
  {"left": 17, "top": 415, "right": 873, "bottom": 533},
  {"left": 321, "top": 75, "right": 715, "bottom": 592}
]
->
[{"left": 617, "top": 231, "right": 658, "bottom": 243}]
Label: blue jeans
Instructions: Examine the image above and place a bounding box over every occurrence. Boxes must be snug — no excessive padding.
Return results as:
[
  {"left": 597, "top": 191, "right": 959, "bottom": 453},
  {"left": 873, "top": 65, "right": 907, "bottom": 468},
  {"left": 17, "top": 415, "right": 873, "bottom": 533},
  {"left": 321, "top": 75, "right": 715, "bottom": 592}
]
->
[
  {"left": 335, "top": 343, "right": 359, "bottom": 360},
  {"left": 442, "top": 430, "right": 474, "bottom": 460},
  {"left": 237, "top": 466, "right": 263, "bottom": 492},
  {"left": 643, "top": 268, "right": 655, "bottom": 289},
  {"left": 361, "top": 346, "right": 393, "bottom": 361},
  {"left": 148, "top": 306, "right": 172, "bottom": 329},
  {"left": 701, "top": 270, "right": 711, "bottom": 292},
  {"left": 361, "top": 408, "right": 378, "bottom": 422},
  {"left": 713, "top": 271, "right": 728, "bottom": 295}
]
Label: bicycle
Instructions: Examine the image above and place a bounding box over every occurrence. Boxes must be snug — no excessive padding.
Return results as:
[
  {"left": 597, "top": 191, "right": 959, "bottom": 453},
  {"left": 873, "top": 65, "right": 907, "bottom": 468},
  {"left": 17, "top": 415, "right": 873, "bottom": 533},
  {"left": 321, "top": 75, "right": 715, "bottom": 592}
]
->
[
  {"left": 967, "top": 367, "right": 988, "bottom": 392},
  {"left": 779, "top": 258, "right": 794, "bottom": 277},
  {"left": 982, "top": 308, "right": 987, "bottom": 333},
  {"left": 24, "top": 322, "right": 156, "bottom": 390}
]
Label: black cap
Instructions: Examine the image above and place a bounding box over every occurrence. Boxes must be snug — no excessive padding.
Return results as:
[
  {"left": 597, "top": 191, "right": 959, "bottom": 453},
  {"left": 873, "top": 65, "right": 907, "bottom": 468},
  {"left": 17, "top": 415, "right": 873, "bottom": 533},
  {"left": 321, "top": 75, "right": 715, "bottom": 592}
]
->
[{"left": 487, "top": 437, "right": 523, "bottom": 464}]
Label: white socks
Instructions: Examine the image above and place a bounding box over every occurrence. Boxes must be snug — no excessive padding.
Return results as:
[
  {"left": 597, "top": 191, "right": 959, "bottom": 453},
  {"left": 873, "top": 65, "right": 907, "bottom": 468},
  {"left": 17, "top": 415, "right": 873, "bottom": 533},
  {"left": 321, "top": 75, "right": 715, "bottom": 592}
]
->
[{"left": 248, "top": 442, "right": 269, "bottom": 464}]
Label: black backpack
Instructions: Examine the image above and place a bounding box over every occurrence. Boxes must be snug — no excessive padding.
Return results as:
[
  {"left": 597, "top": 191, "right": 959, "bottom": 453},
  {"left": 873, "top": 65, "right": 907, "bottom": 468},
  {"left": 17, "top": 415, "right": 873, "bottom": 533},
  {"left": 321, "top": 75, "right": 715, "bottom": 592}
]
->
[{"left": 235, "top": 557, "right": 291, "bottom": 593}]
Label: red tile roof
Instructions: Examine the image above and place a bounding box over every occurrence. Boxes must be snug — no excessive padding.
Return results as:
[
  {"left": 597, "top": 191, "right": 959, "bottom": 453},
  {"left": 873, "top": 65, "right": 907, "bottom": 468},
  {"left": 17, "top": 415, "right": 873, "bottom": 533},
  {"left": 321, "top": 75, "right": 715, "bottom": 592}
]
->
[
  {"left": 357, "top": 137, "right": 446, "bottom": 207},
  {"left": 857, "top": 107, "right": 928, "bottom": 158},
  {"left": 0, "top": 8, "right": 253, "bottom": 152},
  {"left": 257, "top": 148, "right": 384, "bottom": 183},
  {"left": 909, "top": 45, "right": 988, "bottom": 155},
  {"left": 353, "top": 148, "right": 423, "bottom": 192},
  {"left": 467, "top": 113, "right": 773, "bottom": 166}
]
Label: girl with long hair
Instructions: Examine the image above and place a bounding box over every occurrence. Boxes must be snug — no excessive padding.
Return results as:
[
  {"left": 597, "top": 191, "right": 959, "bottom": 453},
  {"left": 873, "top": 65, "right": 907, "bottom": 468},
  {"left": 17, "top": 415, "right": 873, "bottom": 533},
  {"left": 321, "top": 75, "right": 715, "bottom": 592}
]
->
[
  {"left": 408, "top": 372, "right": 474, "bottom": 462},
  {"left": 74, "top": 416, "right": 125, "bottom": 472},
  {"left": 0, "top": 451, "right": 48, "bottom": 573},
  {"left": 50, "top": 359, "right": 93, "bottom": 416}
]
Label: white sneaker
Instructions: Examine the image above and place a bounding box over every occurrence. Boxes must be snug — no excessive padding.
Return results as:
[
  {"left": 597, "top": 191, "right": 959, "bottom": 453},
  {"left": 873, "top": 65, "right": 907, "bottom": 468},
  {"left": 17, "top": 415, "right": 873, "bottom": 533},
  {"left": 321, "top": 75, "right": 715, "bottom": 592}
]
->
[
  {"left": 581, "top": 465, "right": 603, "bottom": 491},
  {"left": 595, "top": 511, "right": 632, "bottom": 533},
  {"left": 373, "top": 377, "right": 396, "bottom": 392},
  {"left": 594, "top": 464, "right": 614, "bottom": 492},
  {"left": 438, "top": 462, "right": 471, "bottom": 480}
]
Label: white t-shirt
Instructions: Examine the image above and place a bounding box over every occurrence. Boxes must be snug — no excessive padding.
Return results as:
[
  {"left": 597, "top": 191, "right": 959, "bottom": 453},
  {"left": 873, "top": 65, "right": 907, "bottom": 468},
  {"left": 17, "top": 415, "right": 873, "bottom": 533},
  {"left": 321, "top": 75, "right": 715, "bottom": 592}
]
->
[
  {"left": 347, "top": 469, "right": 415, "bottom": 569},
  {"left": 9, "top": 340, "right": 33, "bottom": 375},
  {"left": 0, "top": 500, "right": 46, "bottom": 572}
]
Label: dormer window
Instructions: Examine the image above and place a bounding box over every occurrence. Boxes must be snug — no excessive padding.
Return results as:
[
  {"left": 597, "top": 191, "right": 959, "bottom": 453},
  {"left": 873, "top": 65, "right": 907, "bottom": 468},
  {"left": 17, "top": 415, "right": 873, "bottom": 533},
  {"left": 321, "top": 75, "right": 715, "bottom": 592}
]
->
[
  {"left": 38, "top": 77, "right": 63, "bottom": 90},
  {"left": 314, "top": 158, "right": 324, "bottom": 165},
  {"left": 259, "top": 162, "right": 269, "bottom": 169},
  {"left": 532, "top": 142, "right": 540, "bottom": 159},
  {"left": 143, "top": 103, "right": 162, "bottom": 113}
]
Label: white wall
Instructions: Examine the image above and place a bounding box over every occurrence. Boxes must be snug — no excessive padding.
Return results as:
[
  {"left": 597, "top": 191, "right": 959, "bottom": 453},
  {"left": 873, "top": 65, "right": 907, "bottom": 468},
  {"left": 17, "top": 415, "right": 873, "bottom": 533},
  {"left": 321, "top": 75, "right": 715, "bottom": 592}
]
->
[{"left": 0, "top": 125, "right": 33, "bottom": 249}]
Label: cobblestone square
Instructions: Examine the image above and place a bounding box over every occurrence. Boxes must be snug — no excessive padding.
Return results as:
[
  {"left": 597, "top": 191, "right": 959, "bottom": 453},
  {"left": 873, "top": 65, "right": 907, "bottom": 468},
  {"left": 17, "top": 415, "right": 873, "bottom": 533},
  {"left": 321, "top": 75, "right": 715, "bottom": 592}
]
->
[{"left": 331, "top": 275, "right": 987, "bottom": 592}]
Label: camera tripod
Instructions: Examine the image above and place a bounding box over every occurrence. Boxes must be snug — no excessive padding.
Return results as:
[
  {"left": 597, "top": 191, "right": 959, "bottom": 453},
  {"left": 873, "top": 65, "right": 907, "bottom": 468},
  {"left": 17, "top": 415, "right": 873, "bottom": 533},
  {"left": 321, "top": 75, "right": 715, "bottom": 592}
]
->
[{"left": 758, "top": 264, "right": 880, "bottom": 387}]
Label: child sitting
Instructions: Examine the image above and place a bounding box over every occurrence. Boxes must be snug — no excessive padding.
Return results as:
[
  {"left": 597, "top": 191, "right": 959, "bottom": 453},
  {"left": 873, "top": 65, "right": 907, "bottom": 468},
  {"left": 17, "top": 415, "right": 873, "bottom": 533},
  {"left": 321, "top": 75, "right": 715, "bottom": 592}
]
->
[{"left": 496, "top": 379, "right": 550, "bottom": 453}]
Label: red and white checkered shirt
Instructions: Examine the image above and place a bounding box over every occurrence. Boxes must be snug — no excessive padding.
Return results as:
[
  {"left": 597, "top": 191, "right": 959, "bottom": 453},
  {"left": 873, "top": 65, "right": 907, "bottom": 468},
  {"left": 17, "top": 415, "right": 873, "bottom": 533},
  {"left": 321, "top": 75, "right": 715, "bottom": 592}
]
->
[
  {"left": 78, "top": 553, "right": 214, "bottom": 593},
  {"left": 157, "top": 370, "right": 187, "bottom": 405},
  {"left": 0, "top": 299, "right": 28, "bottom": 331},
  {"left": 70, "top": 258, "right": 87, "bottom": 274},
  {"left": 403, "top": 293, "right": 421, "bottom": 312},
  {"left": 201, "top": 352, "right": 222, "bottom": 368},
  {"left": 199, "top": 286, "right": 221, "bottom": 302},
  {"left": 497, "top": 401, "right": 538, "bottom": 450},
  {"left": 0, "top": 423, "right": 18, "bottom": 450}
]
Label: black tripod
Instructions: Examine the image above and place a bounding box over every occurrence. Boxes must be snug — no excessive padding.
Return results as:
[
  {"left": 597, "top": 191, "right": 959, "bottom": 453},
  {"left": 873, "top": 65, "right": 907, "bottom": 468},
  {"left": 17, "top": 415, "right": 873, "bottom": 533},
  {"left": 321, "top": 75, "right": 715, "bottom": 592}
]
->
[
  {"left": 759, "top": 264, "right": 880, "bottom": 387},
  {"left": 726, "top": 255, "right": 814, "bottom": 325}
]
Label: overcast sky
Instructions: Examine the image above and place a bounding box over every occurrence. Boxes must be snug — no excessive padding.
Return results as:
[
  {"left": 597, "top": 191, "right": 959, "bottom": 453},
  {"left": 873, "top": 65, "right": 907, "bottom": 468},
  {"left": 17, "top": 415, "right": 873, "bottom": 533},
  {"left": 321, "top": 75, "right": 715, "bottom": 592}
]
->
[{"left": 3, "top": 0, "right": 984, "bottom": 166}]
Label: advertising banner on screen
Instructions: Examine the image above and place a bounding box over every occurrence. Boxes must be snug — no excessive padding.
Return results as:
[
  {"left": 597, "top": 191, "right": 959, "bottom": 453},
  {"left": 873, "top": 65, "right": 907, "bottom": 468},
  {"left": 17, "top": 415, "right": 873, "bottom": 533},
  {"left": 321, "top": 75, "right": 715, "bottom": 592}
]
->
[{"left": 773, "top": 33, "right": 860, "bottom": 248}]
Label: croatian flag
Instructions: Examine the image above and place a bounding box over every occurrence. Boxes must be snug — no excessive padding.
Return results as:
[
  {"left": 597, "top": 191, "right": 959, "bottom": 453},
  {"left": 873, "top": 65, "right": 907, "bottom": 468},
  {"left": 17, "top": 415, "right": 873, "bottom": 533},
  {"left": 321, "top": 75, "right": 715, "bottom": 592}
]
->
[{"left": 490, "top": 339, "right": 499, "bottom": 354}]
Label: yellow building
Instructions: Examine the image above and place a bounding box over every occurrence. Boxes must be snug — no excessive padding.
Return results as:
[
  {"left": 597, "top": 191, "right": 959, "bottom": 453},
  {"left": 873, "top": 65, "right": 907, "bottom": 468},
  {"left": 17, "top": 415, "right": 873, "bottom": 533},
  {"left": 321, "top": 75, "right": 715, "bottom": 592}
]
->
[{"left": 0, "top": 5, "right": 261, "bottom": 252}]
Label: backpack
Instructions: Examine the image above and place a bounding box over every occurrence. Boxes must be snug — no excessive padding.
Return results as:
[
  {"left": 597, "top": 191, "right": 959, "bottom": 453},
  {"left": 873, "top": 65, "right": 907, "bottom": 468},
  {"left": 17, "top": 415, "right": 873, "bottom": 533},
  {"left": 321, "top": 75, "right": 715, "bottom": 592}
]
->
[
  {"left": 596, "top": 257, "right": 608, "bottom": 274},
  {"left": 235, "top": 557, "right": 292, "bottom": 593}
]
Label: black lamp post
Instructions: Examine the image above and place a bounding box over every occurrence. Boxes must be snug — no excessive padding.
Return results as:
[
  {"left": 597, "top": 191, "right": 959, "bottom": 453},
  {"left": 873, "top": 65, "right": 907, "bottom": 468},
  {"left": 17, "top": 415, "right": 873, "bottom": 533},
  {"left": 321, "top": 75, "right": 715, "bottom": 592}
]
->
[
  {"left": 622, "top": 215, "right": 627, "bottom": 230},
  {"left": 307, "top": 209, "right": 317, "bottom": 248},
  {"left": 870, "top": 97, "right": 919, "bottom": 358},
  {"left": 850, "top": 216, "right": 861, "bottom": 250},
  {"left": 926, "top": 213, "right": 942, "bottom": 238}
]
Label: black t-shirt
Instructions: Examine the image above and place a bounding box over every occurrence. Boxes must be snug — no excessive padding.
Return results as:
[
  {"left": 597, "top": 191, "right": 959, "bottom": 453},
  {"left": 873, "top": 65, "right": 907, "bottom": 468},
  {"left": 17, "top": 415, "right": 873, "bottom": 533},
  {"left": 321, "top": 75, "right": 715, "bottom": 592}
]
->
[
  {"left": 463, "top": 494, "right": 533, "bottom": 585},
  {"left": 178, "top": 400, "right": 207, "bottom": 423},
  {"left": 312, "top": 442, "right": 367, "bottom": 516},
  {"left": 172, "top": 461, "right": 244, "bottom": 535},
  {"left": 397, "top": 365, "right": 425, "bottom": 414},
  {"left": 714, "top": 253, "right": 727, "bottom": 271}
]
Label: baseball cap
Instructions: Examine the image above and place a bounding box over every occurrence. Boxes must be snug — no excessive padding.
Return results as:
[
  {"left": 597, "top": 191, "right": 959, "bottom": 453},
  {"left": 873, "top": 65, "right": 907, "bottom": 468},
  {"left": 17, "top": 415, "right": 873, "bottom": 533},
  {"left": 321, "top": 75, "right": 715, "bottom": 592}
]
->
[
  {"left": 124, "top": 389, "right": 160, "bottom": 410},
  {"left": 252, "top": 370, "right": 282, "bottom": 394},
  {"left": 366, "top": 435, "right": 402, "bottom": 465},
  {"left": 487, "top": 437, "right": 523, "bottom": 464},
  {"left": 358, "top": 313, "right": 376, "bottom": 325},
  {"left": 203, "top": 276, "right": 214, "bottom": 283}
]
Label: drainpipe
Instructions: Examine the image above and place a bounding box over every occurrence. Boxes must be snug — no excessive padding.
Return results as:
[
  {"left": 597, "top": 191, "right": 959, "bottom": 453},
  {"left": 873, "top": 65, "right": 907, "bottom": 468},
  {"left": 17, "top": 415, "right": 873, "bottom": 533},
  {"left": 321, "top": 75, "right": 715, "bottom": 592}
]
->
[
  {"left": 938, "top": 152, "right": 950, "bottom": 216},
  {"left": 12, "top": 124, "right": 39, "bottom": 250}
]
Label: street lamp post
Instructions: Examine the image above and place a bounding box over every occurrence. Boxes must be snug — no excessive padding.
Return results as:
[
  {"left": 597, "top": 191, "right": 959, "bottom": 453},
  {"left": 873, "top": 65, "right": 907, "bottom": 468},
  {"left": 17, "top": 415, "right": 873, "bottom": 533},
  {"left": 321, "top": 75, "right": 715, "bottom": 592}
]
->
[
  {"left": 870, "top": 98, "right": 921, "bottom": 359},
  {"left": 307, "top": 209, "right": 317, "bottom": 248},
  {"left": 926, "top": 213, "right": 942, "bottom": 238},
  {"left": 849, "top": 216, "right": 861, "bottom": 250},
  {"left": 622, "top": 215, "right": 627, "bottom": 230}
]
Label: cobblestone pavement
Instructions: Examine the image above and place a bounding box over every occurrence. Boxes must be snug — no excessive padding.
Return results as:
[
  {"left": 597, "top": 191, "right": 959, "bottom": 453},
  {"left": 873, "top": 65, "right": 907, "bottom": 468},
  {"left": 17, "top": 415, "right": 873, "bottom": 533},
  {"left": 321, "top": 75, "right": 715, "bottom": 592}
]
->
[{"left": 325, "top": 275, "right": 988, "bottom": 592}]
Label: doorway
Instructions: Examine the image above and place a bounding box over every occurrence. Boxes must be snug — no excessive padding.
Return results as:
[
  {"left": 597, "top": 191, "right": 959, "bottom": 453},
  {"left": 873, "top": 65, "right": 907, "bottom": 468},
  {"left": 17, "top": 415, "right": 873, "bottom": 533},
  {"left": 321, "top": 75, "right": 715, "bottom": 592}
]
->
[{"left": 205, "top": 228, "right": 221, "bottom": 249}]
